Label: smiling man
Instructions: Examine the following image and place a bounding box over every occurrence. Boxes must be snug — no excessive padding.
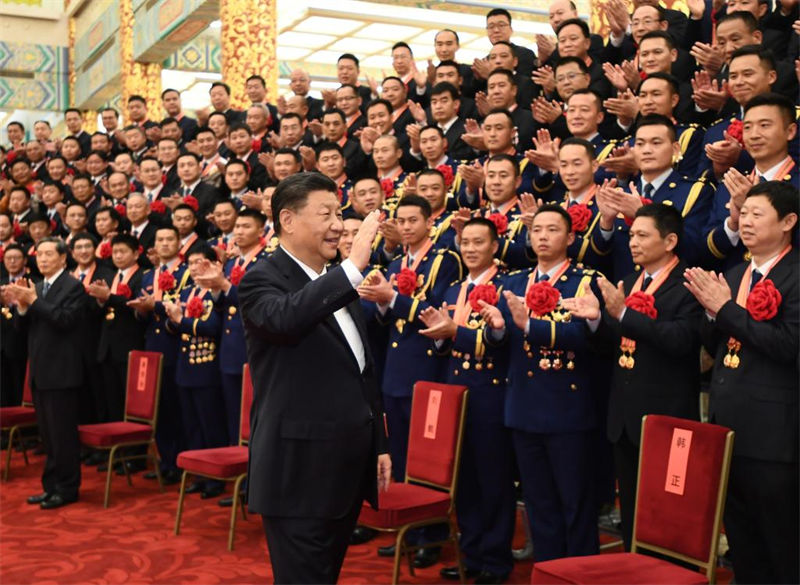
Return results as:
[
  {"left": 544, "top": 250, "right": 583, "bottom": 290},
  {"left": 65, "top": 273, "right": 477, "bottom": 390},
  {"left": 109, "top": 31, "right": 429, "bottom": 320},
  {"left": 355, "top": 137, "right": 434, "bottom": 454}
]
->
[{"left": 238, "top": 173, "right": 389, "bottom": 584}]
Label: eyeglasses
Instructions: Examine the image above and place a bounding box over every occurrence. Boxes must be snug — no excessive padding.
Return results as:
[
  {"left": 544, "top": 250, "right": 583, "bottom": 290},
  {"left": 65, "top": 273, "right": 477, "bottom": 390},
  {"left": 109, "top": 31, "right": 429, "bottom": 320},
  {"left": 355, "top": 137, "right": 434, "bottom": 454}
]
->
[
  {"left": 486, "top": 22, "right": 510, "bottom": 30},
  {"left": 631, "top": 17, "right": 658, "bottom": 26},
  {"left": 556, "top": 72, "right": 583, "bottom": 83}
]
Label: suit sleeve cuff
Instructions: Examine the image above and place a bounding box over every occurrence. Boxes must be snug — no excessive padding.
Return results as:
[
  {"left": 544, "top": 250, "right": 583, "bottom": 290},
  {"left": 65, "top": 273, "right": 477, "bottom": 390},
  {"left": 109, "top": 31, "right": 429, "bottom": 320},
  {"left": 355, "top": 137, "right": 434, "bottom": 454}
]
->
[{"left": 341, "top": 258, "right": 365, "bottom": 288}]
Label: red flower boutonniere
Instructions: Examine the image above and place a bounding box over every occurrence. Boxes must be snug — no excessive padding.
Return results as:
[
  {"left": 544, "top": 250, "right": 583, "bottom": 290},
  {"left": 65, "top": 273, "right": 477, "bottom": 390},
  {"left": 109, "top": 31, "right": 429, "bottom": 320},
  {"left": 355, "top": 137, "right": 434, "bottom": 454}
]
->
[
  {"left": 380, "top": 178, "right": 395, "bottom": 200},
  {"left": 183, "top": 195, "right": 199, "bottom": 212},
  {"left": 158, "top": 271, "right": 176, "bottom": 292},
  {"left": 624, "top": 197, "right": 653, "bottom": 227},
  {"left": 116, "top": 283, "right": 132, "bottom": 299},
  {"left": 625, "top": 291, "right": 657, "bottom": 319},
  {"left": 726, "top": 119, "right": 744, "bottom": 147},
  {"left": 526, "top": 281, "right": 560, "bottom": 316},
  {"left": 747, "top": 279, "right": 781, "bottom": 321},
  {"left": 230, "top": 265, "right": 246, "bottom": 286},
  {"left": 150, "top": 200, "right": 166, "bottom": 214},
  {"left": 114, "top": 203, "right": 127, "bottom": 217},
  {"left": 98, "top": 241, "right": 112, "bottom": 259},
  {"left": 436, "top": 164, "right": 455, "bottom": 189},
  {"left": 487, "top": 212, "right": 509, "bottom": 235},
  {"left": 469, "top": 283, "right": 498, "bottom": 312},
  {"left": 396, "top": 268, "right": 418, "bottom": 296},
  {"left": 567, "top": 203, "right": 592, "bottom": 233},
  {"left": 186, "top": 296, "right": 204, "bottom": 318}
]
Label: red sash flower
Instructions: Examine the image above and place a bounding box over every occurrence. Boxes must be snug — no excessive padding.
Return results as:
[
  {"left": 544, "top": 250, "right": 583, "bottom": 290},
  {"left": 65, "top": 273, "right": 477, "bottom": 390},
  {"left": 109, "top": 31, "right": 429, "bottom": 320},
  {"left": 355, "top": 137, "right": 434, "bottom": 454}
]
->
[
  {"left": 436, "top": 164, "right": 455, "bottom": 189},
  {"left": 380, "top": 178, "right": 395, "bottom": 200},
  {"left": 747, "top": 279, "right": 781, "bottom": 321},
  {"left": 230, "top": 265, "right": 246, "bottom": 286},
  {"left": 258, "top": 235, "right": 267, "bottom": 247},
  {"left": 487, "top": 212, "right": 509, "bottom": 235},
  {"left": 567, "top": 203, "right": 592, "bottom": 233},
  {"left": 469, "top": 283, "right": 498, "bottom": 312},
  {"left": 98, "top": 241, "right": 112, "bottom": 259},
  {"left": 726, "top": 119, "right": 744, "bottom": 146},
  {"left": 158, "top": 270, "right": 176, "bottom": 292},
  {"left": 114, "top": 203, "right": 127, "bottom": 217},
  {"left": 526, "top": 281, "right": 560, "bottom": 316},
  {"left": 396, "top": 268, "right": 418, "bottom": 296},
  {"left": 12, "top": 221, "right": 23, "bottom": 238},
  {"left": 116, "top": 283, "right": 132, "bottom": 299},
  {"left": 183, "top": 195, "right": 199, "bottom": 212},
  {"left": 625, "top": 291, "right": 657, "bottom": 319},
  {"left": 186, "top": 296, "right": 204, "bottom": 318},
  {"left": 150, "top": 200, "right": 166, "bottom": 214}
]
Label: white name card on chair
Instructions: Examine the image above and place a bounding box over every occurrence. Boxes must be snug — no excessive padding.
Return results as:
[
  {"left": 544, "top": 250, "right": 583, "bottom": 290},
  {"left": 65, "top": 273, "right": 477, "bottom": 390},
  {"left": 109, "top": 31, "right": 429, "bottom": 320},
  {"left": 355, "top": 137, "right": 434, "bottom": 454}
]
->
[
  {"left": 664, "top": 428, "right": 693, "bottom": 495},
  {"left": 136, "top": 358, "right": 149, "bottom": 392}
]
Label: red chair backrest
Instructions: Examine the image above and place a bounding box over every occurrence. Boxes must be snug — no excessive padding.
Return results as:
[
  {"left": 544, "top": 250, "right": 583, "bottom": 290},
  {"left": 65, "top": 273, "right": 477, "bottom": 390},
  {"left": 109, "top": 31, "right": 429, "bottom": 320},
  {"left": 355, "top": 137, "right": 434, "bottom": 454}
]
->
[
  {"left": 125, "top": 351, "right": 163, "bottom": 423},
  {"left": 406, "top": 381, "right": 468, "bottom": 489},
  {"left": 634, "top": 414, "right": 733, "bottom": 563},
  {"left": 240, "top": 363, "right": 254, "bottom": 443},
  {"left": 22, "top": 362, "right": 33, "bottom": 407}
]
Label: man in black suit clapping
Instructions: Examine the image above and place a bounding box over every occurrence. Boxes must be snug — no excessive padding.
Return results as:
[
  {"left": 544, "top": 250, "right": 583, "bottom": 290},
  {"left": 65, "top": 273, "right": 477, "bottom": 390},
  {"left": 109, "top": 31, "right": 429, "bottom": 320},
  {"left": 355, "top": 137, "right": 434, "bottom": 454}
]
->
[
  {"left": 239, "top": 174, "right": 391, "bottom": 584},
  {"left": 2, "top": 238, "right": 86, "bottom": 509}
]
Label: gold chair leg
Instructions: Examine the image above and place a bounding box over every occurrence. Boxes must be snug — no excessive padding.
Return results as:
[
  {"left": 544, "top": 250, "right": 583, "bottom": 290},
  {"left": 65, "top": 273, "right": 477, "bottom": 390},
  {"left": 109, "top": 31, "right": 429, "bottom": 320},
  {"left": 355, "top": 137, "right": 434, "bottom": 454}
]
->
[
  {"left": 451, "top": 518, "right": 465, "bottom": 584},
  {"left": 174, "top": 470, "right": 188, "bottom": 535},
  {"left": 104, "top": 446, "right": 118, "bottom": 508},
  {"left": 3, "top": 427, "right": 17, "bottom": 481},
  {"left": 228, "top": 474, "right": 246, "bottom": 551},
  {"left": 150, "top": 443, "right": 164, "bottom": 493},
  {"left": 393, "top": 525, "right": 411, "bottom": 585}
]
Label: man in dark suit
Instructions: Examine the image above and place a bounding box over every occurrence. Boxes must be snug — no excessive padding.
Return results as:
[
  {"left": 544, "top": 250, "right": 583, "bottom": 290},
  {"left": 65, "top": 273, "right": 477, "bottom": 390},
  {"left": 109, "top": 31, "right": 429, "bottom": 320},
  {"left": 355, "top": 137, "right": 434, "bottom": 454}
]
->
[
  {"left": 0, "top": 244, "right": 34, "bottom": 408},
  {"left": 238, "top": 173, "right": 390, "bottom": 584},
  {"left": 686, "top": 181, "right": 799, "bottom": 585},
  {"left": 564, "top": 203, "right": 703, "bottom": 549},
  {"left": 485, "top": 8, "right": 537, "bottom": 78},
  {"left": 2, "top": 237, "right": 85, "bottom": 509},
  {"left": 176, "top": 152, "right": 223, "bottom": 237}
]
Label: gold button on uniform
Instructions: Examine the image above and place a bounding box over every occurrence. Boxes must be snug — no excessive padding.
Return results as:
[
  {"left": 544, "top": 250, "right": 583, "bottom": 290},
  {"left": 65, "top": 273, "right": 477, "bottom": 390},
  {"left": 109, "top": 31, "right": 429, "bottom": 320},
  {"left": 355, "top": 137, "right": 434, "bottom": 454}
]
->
[{"left": 391, "top": 342, "right": 398, "bottom": 348}]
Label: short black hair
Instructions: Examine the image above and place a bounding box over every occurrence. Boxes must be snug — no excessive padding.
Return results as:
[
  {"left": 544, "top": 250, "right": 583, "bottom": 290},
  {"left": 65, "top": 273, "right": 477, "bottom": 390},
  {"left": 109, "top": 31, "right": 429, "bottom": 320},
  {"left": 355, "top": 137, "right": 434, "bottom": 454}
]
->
[
  {"left": 640, "top": 30, "right": 676, "bottom": 50},
  {"left": 396, "top": 194, "right": 432, "bottom": 219},
  {"left": 338, "top": 53, "right": 360, "bottom": 68},
  {"left": 35, "top": 237, "right": 67, "bottom": 255},
  {"left": 730, "top": 45, "right": 776, "bottom": 72},
  {"left": 487, "top": 68, "right": 517, "bottom": 86},
  {"left": 7, "top": 121, "right": 24, "bottom": 132},
  {"left": 195, "top": 125, "right": 215, "bottom": 138},
  {"left": 274, "top": 147, "right": 302, "bottom": 164},
  {"left": 9, "top": 185, "right": 31, "bottom": 199},
  {"left": 280, "top": 113, "right": 303, "bottom": 127},
  {"left": 634, "top": 203, "right": 683, "bottom": 245},
  {"left": 382, "top": 76, "right": 405, "bottom": 88},
  {"left": 436, "top": 59, "right": 461, "bottom": 73},
  {"left": 556, "top": 18, "right": 590, "bottom": 38},
  {"left": 229, "top": 122, "right": 252, "bottom": 135},
  {"left": 41, "top": 181, "right": 64, "bottom": 195},
  {"left": 417, "top": 168, "right": 446, "bottom": 185},
  {"left": 246, "top": 75, "right": 266, "bottom": 87},
  {"left": 69, "top": 232, "right": 97, "bottom": 249},
  {"left": 10, "top": 157, "right": 31, "bottom": 168},
  {"left": 102, "top": 107, "right": 119, "bottom": 116},
  {"left": 316, "top": 141, "right": 344, "bottom": 157},
  {"left": 560, "top": 136, "right": 595, "bottom": 159},
  {"left": 161, "top": 88, "right": 180, "bottom": 99},
  {"left": 555, "top": 56, "right": 590, "bottom": 74},
  {"left": 716, "top": 10, "right": 758, "bottom": 32},
  {"left": 128, "top": 95, "right": 146, "bottom": 105},
  {"left": 392, "top": 41, "right": 412, "bottom": 54},
  {"left": 322, "top": 108, "right": 346, "bottom": 124},
  {"left": 419, "top": 125, "right": 445, "bottom": 139},
  {"left": 639, "top": 72, "right": 680, "bottom": 95},
  {"left": 87, "top": 149, "right": 109, "bottom": 161},
  {"left": 186, "top": 245, "right": 217, "bottom": 263},
  {"left": 111, "top": 233, "right": 139, "bottom": 252},
  {"left": 238, "top": 207, "right": 267, "bottom": 226},
  {"left": 743, "top": 92, "right": 795, "bottom": 126},
  {"left": 160, "top": 117, "right": 180, "bottom": 127},
  {"left": 155, "top": 224, "right": 180, "bottom": 239},
  {"left": 272, "top": 173, "right": 337, "bottom": 236},
  {"left": 139, "top": 156, "right": 161, "bottom": 167},
  {"left": 746, "top": 181, "right": 799, "bottom": 220},
  {"left": 208, "top": 111, "right": 228, "bottom": 124},
  {"left": 462, "top": 216, "right": 499, "bottom": 242},
  {"left": 486, "top": 8, "right": 512, "bottom": 21},
  {"left": 64, "top": 107, "right": 81, "bottom": 116},
  {"left": 366, "top": 98, "right": 393, "bottom": 115},
  {"left": 483, "top": 108, "right": 515, "bottom": 127},
  {"left": 430, "top": 81, "right": 460, "bottom": 101},
  {"left": 177, "top": 152, "right": 201, "bottom": 164},
  {"left": 210, "top": 82, "right": 232, "bottom": 95},
  {"left": 96, "top": 205, "right": 122, "bottom": 224},
  {"left": 172, "top": 203, "right": 198, "bottom": 218},
  {"left": 486, "top": 152, "right": 519, "bottom": 176},
  {"left": 535, "top": 204, "right": 573, "bottom": 232},
  {"left": 225, "top": 158, "right": 250, "bottom": 174},
  {"left": 635, "top": 114, "right": 677, "bottom": 142},
  {"left": 567, "top": 88, "right": 603, "bottom": 109}
]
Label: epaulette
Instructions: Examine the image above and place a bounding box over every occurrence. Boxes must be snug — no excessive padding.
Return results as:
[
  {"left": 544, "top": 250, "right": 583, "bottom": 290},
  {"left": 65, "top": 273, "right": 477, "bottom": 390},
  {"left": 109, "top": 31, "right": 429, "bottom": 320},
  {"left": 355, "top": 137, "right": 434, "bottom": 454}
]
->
[
  {"left": 508, "top": 269, "right": 525, "bottom": 276},
  {"left": 449, "top": 279, "right": 460, "bottom": 287}
]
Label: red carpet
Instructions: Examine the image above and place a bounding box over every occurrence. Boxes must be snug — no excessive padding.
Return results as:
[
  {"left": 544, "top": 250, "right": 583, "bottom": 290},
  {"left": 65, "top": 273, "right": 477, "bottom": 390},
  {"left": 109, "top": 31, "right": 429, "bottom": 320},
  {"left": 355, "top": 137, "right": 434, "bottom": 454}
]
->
[{"left": 1, "top": 452, "right": 729, "bottom": 584}]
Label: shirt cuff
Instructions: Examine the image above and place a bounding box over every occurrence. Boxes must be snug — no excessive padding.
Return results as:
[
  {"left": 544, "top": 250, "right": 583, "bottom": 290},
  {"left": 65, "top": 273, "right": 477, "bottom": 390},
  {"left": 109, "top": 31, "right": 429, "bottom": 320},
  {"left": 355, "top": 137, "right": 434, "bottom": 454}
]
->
[
  {"left": 724, "top": 219, "right": 740, "bottom": 246},
  {"left": 415, "top": 85, "right": 427, "bottom": 96},
  {"left": 341, "top": 258, "right": 365, "bottom": 288},
  {"left": 489, "top": 326, "right": 505, "bottom": 341},
  {"left": 599, "top": 227, "right": 614, "bottom": 241},
  {"left": 610, "top": 32, "right": 624, "bottom": 47},
  {"left": 586, "top": 315, "right": 601, "bottom": 332}
]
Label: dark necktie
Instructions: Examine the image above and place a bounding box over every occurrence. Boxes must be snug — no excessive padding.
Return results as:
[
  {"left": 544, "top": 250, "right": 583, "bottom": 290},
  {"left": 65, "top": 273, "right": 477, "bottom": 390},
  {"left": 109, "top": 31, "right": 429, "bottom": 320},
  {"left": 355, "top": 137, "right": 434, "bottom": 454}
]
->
[
  {"left": 79, "top": 272, "right": 86, "bottom": 281},
  {"left": 42, "top": 281, "right": 51, "bottom": 297},
  {"left": 182, "top": 186, "right": 190, "bottom": 197},
  {"left": 537, "top": 273, "right": 550, "bottom": 283},
  {"left": 466, "top": 282, "right": 475, "bottom": 296},
  {"left": 642, "top": 183, "right": 655, "bottom": 199},
  {"left": 160, "top": 265, "right": 167, "bottom": 273},
  {"left": 758, "top": 175, "right": 767, "bottom": 184},
  {"left": 642, "top": 275, "right": 653, "bottom": 290},
  {"left": 201, "top": 160, "right": 209, "bottom": 171},
  {"left": 750, "top": 269, "right": 762, "bottom": 291}
]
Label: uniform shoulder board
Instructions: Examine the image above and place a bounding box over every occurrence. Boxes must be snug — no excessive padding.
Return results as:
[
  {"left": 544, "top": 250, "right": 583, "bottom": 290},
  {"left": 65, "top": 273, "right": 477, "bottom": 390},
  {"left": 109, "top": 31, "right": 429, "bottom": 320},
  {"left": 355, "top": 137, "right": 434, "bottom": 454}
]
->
[
  {"left": 508, "top": 269, "right": 524, "bottom": 276},
  {"left": 686, "top": 123, "right": 699, "bottom": 129}
]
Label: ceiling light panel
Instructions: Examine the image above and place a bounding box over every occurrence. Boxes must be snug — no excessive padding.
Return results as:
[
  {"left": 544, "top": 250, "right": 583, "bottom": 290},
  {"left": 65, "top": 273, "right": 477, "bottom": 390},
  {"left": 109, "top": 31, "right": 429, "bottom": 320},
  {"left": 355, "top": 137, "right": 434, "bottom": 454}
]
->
[
  {"left": 277, "top": 31, "right": 337, "bottom": 48},
  {"left": 294, "top": 16, "right": 365, "bottom": 35},
  {"left": 357, "top": 23, "right": 422, "bottom": 40},
  {"left": 329, "top": 37, "right": 390, "bottom": 53}
]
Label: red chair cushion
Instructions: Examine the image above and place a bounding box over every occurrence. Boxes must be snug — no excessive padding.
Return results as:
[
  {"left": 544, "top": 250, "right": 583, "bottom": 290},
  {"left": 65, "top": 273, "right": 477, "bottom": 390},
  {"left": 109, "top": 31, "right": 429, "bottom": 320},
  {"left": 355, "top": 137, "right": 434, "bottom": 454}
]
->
[
  {"left": 358, "top": 482, "right": 451, "bottom": 528},
  {"left": 177, "top": 446, "right": 248, "bottom": 478},
  {"left": 0, "top": 407, "right": 36, "bottom": 427},
  {"left": 531, "top": 553, "right": 709, "bottom": 585},
  {"left": 78, "top": 422, "right": 153, "bottom": 447}
]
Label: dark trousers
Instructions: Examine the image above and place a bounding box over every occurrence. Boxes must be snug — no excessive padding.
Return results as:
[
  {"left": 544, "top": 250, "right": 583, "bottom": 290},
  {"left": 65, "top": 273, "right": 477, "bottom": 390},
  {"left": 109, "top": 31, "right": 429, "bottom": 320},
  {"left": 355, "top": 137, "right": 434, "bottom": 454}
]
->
[
  {"left": 154, "top": 363, "right": 184, "bottom": 472},
  {"left": 32, "top": 385, "right": 81, "bottom": 499},
  {"left": 78, "top": 351, "right": 105, "bottom": 424},
  {"left": 613, "top": 430, "right": 639, "bottom": 551},
  {"left": 513, "top": 429, "right": 598, "bottom": 562},
  {"left": 263, "top": 502, "right": 362, "bottom": 584},
  {"left": 724, "top": 455, "right": 799, "bottom": 584},
  {"left": 100, "top": 359, "right": 127, "bottom": 422},
  {"left": 220, "top": 371, "right": 243, "bottom": 446},
  {"left": 1, "top": 353, "right": 25, "bottom": 407},
  {"left": 456, "top": 414, "right": 516, "bottom": 576}
]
